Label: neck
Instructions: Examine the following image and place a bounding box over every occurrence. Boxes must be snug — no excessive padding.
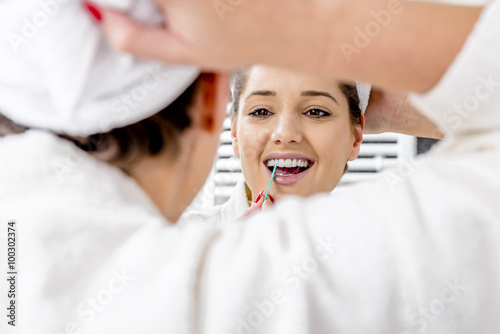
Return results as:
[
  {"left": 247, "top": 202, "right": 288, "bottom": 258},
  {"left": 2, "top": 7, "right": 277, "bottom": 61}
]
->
[{"left": 130, "top": 155, "right": 184, "bottom": 223}]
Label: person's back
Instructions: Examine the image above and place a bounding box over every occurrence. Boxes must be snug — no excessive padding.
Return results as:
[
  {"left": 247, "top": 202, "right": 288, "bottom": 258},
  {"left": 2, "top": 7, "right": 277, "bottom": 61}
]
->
[
  {"left": 1, "top": 119, "right": 499, "bottom": 333},
  {"left": 1, "top": 0, "right": 500, "bottom": 333}
]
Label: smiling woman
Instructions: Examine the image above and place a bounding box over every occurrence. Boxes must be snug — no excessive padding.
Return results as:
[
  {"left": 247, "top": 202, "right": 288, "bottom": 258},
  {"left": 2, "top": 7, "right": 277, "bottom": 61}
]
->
[
  {"left": 232, "top": 65, "right": 364, "bottom": 201},
  {"left": 180, "top": 65, "right": 366, "bottom": 225}
]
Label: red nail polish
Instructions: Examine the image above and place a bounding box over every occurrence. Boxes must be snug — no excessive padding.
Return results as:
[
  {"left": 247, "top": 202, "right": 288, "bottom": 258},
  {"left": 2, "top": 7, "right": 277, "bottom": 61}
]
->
[
  {"left": 84, "top": 1, "right": 102, "bottom": 22},
  {"left": 268, "top": 195, "right": 275, "bottom": 204},
  {"left": 206, "top": 117, "right": 213, "bottom": 129},
  {"left": 254, "top": 191, "right": 264, "bottom": 203}
]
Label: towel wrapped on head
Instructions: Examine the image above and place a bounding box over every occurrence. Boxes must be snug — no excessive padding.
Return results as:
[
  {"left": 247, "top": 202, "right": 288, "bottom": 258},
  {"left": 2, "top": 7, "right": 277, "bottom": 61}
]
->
[{"left": 0, "top": 0, "right": 200, "bottom": 137}]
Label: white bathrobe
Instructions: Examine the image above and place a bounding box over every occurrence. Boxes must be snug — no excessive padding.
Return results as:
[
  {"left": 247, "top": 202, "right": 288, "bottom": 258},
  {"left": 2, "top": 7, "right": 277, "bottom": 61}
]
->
[
  {"left": 180, "top": 180, "right": 250, "bottom": 227},
  {"left": 1, "top": 2, "right": 500, "bottom": 334}
]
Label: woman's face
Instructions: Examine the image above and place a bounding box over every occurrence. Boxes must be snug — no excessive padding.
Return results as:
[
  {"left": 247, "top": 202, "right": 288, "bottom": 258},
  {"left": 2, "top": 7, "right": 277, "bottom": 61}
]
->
[{"left": 232, "top": 66, "right": 363, "bottom": 201}]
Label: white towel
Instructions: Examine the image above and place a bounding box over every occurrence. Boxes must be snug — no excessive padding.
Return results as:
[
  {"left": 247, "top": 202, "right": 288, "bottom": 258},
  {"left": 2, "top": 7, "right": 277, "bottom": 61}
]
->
[{"left": 0, "top": 0, "right": 199, "bottom": 136}]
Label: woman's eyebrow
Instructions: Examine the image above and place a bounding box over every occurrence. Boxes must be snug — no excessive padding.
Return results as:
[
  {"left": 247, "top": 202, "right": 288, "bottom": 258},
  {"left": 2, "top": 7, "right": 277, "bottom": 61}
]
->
[
  {"left": 245, "top": 90, "right": 276, "bottom": 101},
  {"left": 300, "top": 90, "right": 338, "bottom": 105}
]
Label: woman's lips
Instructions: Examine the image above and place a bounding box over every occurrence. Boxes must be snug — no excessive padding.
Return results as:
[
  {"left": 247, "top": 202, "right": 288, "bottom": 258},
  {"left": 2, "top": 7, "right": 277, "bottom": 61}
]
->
[
  {"left": 263, "top": 153, "right": 315, "bottom": 185},
  {"left": 263, "top": 160, "right": 314, "bottom": 185}
]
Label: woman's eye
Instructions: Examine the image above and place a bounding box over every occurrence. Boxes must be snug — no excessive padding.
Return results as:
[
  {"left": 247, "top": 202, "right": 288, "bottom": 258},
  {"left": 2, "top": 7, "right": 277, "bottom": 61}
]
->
[
  {"left": 249, "top": 108, "right": 273, "bottom": 117},
  {"left": 305, "top": 108, "right": 331, "bottom": 118}
]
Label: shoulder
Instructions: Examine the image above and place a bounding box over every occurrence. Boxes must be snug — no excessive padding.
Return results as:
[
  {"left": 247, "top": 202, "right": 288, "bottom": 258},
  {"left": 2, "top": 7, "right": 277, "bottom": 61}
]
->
[
  {"left": 409, "top": 1, "right": 500, "bottom": 141},
  {"left": 0, "top": 129, "right": 164, "bottom": 226}
]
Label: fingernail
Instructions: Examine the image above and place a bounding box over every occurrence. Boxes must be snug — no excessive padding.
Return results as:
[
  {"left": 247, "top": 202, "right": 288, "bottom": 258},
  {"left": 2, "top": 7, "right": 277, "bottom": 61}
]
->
[
  {"left": 268, "top": 195, "right": 275, "bottom": 204},
  {"left": 254, "top": 191, "right": 264, "bottom": 203},
  {"left": 84, "top": 1, "right": 103, "bottom": 22}
]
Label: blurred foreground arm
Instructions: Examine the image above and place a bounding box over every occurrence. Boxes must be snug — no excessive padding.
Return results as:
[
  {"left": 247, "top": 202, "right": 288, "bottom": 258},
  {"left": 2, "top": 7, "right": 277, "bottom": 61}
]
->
[{"left": 98, "top": 0, "right": 481, "bottom": 92}]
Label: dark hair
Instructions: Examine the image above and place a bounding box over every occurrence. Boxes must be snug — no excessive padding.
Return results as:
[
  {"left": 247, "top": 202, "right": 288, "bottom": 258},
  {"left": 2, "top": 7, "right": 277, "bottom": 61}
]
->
[
  {"left": 0, "top": 75, "right": 201, "bottom": 171},
  {"left": 338, "top": 83, "right": 363, "bottom": 127},
  {"left": 231, "top": 69, "right": 362, "bottom": 126},
  {"left": 0, "top": 114, "right": 28, "bottom": 137}
]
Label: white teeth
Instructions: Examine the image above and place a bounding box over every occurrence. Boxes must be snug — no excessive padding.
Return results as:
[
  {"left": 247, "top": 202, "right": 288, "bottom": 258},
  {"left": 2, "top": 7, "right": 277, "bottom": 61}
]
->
[{"left": 266, "top": 158, "right": 311, "bottom": 168}]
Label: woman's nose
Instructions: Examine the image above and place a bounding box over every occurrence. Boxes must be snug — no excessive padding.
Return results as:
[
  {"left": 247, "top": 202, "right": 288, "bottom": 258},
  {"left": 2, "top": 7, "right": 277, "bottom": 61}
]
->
[{"left": 270, "top": 114, "right": 302, "bottom": 145}]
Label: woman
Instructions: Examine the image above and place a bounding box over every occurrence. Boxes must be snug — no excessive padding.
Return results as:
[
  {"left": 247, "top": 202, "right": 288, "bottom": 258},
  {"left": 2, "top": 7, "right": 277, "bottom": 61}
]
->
[
  {"left": 182, "top": 65, "right": 368, "bottom": 224},
  {"left": 2, "top": 1, "right": 500, "bottom": 333},
  {"left": 232, "top": 66, "right": 366, "bottom": 201}
]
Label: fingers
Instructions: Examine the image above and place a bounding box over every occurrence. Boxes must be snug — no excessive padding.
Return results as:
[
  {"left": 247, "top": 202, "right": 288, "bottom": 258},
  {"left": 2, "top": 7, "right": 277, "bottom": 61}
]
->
[
  {"left": 241, "top": 201, "right": 262, "bottom": 218},
  {"left": 262, "top": 195, "right": 275, "bottom": 209},
  {"left": 99, "top": 7, "right": 188, "bottom": 64},
  {"left": 241, "top": 191, "right": 275, "bottom": 218}
]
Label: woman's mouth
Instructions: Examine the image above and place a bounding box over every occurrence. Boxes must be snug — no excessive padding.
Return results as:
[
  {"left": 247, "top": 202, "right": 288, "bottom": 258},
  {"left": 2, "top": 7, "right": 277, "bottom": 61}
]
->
[{"left": 264, "top": 158, "right": 314, "bottom": 185}]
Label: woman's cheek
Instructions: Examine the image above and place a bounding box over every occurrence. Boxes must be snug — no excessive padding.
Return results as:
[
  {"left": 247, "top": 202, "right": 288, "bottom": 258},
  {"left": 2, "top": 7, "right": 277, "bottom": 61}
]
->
[
  {"left": 311, "top": 126, "right": 349, "bottom": 189},
  {"left": 239, "top": 124, "right": 271, "bottom": 196},
  {"left": 240, "top": 124, "right": 269, "bottom": 156}
]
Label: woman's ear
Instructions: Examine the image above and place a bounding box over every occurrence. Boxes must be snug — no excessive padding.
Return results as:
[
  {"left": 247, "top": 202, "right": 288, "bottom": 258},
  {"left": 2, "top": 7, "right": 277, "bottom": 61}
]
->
[
  {"left": 348, "top": 113, "right": 365, "bottom": 161},
  {"left": 194, "top": 72, "right": 230, "bottom": 134},
  {"left": 230, "top": 116, "right": 240, "bottom": 158}
]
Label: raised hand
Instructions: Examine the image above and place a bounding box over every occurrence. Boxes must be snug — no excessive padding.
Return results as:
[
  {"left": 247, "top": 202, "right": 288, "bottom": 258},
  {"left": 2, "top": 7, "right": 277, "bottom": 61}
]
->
[
  {"left": 96, "top": 0, "right": 330, "bottom": 71},
  {"left": 364, "top": 88, "right": 443, "bottom": 139}
]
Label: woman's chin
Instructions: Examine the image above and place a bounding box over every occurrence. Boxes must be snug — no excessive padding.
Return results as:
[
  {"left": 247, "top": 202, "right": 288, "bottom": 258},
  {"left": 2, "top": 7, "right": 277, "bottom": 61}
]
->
[{"left": 273, "top": 184, "right": 311, "bottom": 200}]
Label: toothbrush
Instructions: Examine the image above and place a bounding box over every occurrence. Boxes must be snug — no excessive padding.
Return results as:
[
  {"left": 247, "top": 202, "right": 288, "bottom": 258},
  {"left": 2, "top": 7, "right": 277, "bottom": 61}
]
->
[{"left": 264, "top": 162, "right": 278, "bottom": 202}]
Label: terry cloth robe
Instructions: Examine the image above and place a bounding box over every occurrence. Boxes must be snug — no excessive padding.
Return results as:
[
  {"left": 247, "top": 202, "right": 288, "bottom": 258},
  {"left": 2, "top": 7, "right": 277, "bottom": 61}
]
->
[
  {"left": 1, "top": 1, "right": 500, "bottom": 334},
  {"left": 179, "top": 180, "right": 250, "bottom": 227}
]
